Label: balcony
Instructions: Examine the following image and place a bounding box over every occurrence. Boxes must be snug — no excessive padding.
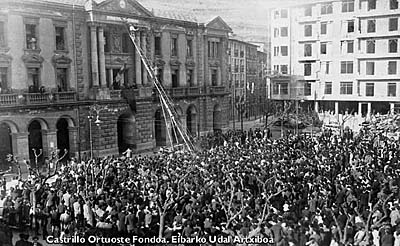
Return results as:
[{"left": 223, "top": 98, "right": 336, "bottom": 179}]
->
[
  {"left": 25, "top": 93, "right": 51, "bottom": 104},
  {"left": 110, "top": 90, "right": 122, "bottom": 99},
  {"left": 0, "top": 91, "right": 77, "bottom": 107},
  {"left": 167, "top": 87, "right": 186, "bottom": 98},
  {"left": 54, "top": 91, "right": 77, "bottom": 102},
  {"left": 0, "top": 94, "right": 19, "bottom": 106},
  {"left": 187, "top": 87, "right": 201, "bottom": 96},
  {"left": 209, "top": 86, "right": 228, "bottom": 95}
]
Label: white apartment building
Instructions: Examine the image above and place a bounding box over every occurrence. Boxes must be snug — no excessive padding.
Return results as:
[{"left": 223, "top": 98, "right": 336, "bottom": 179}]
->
[{"left": 270, "top": 0, "right": 400, "bottom": 116}]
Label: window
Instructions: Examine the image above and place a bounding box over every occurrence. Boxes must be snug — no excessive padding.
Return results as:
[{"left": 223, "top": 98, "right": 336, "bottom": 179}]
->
[
  {"left": 122, "top": 33, "right": 130, "bottom": 53},
  {"left": 388, "top": 61, "right": 397, "bottom": 74},
  {"left": 26, "top": 24, "right": 38, "bottom": 50},
  {"left": 325, "top": 82, "right": 332, "bottom": 94},
  {"left": 55, "top": 26, "right": 65, "bottom": 51},
  {"left": 367, "top": 40, "right": 375, "bottom": 53},
  {"left": 340, "top": 82, "right": 353, "bottom": 94},
  {"left": 281, "top": 46, "right": 288, "bottom": 56},
  {"left": 389, "top": 18, "right": 398, "bottom": 31},
  {"left": 326, "top": 62, "right": 330, "bottom": 74},
  {"left": 211, "top": 69, "right": 218, "bottom": 86},
  {"left": 274, "top": 83, "right": 289, "bottom": 94},
  {"left": 365, "top": 83, "right": 374, "bottom": 96},
  {"left": 0, "top": 67, "right": 8, "bottom": 93},
  {"left": 321, "top": 3, "right": 333, "bottom": 14},
  {"left": 366, "top": 62, "right": 375, "bottom": 75},
  {"left": 304, "top": 82, "right": 312, "bottom": 96},
  {"left": 281, "top": 83, "right": 288, "bottom": 94},
  {"left": 28, "top": 68, "right": 40, "bottom": 93},
  {"left": 56, "top": 68, "right": 68, "bottom": 91},
  {"left": 367, "top": 20, "right": 376, "bottom": 33},
  {"left": 0, "top": 22, "right": 4, "bottom": 46},
  {"left": 273, "top": 83, "right": 279, "bottom": 94},
  {"left": 154, "top": 35, "right": 161, "bottom": 56},
  {"left": 341, "top": 61, "right": 353, "bottom": 74},
  {"left": 347, "top": 41, "right": 354, "bottom": 53},
  {"left": 388, "top": 83, "right": 397, "bottom": 96},
  {"left": 321, "top": 22, "right": 327, "bottom": 35},
  {"left": 389, "top": 39, "right": 398, "bottom": 53},
  {"left": 171, "top": 69, "right": 179, "bottom": 87},
  {"left": 171, "top": 36, "right": 178, "bottom": 57},
  {"left": 187, "top": 39, "right": 193, "bottom": 57},
  {"left": 274, "top": 10, "right": 280, "bottom": 19},
  {"left": 368, "top": 0, "right": 376, "bottom": 10},
  {"left": 304, "top": 43, "right": 312, "bottom": 56},
  {"left": 240, "top": 49, "right": 244, "bottom": 58},
  {"left": 280, "top": 27, "right": 288, "bottom": 37},
  {"left": 342, "top": 0, "right": 355, "bottom": 12},
  {"left": 187, "top": 69, "right": 194, "bottom": 86},
  {"left": 347, "top": 20, "right": 355, "bottom": 33},
  {"left": 321, "top": 42, "right": 327, "bottom": 55},
  {"left": 208, "top": 41, "right": 219, "bottom": 58},
  {"left": 104, "top": 31, "right": 111, "bottom": 53},
  {"left": 281, "top": 9, "right": 288, "bottom": 18},
  {"left": 304, "top": 63, "right": 312, "bottom": 76},
  {"left": 390, "top": 0, "right": 399, "bottom": 9},
  {"left": 274, "top": 28, "right": 279, "bottom": 38},
  {"left": 274, "top": 46, "right": 279, "bottom": 56},
  {"left": 304, "top": 25, "right": 312, "bottom": 37},
  {"left": 305, "top": 6, "right": 312, "bottom": 16},
  {"left": 280, "top": 65, "right": 288, "bottom": 74},
  {"left": 273, "top": 65, "right": 279, "bottom": 73}
]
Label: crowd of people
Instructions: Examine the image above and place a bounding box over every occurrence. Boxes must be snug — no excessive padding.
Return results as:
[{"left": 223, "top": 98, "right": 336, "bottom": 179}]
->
[{"left": 0, "top": 125, "right": 400, "bottom": 246}]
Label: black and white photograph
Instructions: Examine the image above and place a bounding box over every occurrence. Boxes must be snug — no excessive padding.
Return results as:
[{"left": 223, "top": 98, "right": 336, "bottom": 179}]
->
[{"left": 0, "top": 0, "right": 399, "bottom": 245}]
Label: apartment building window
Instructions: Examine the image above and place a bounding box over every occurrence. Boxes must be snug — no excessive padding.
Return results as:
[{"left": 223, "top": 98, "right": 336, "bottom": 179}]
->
[
  {"left": 347, "top": 20, "right": 355, "bottom": 33},
  {"left": 342, "top": 0, "right": 355, "bottom": 12},
  {"left": 390, "top": 0, "right": 399, "bottom": 9},
  {"left": 274, "top": 10, "right": 280, "bottom": 19},
  {"left": 341, "top": 61, "right": 353, "bottom": 74},
  {"left": 367, "top": 20, "right": 376, "bottom": 33},
  {"left": 304, "top": 25, "right": 312, "bottom": 37},
  {"left": 122, "top": 33, "right": 130, "bottom": 53},
  {"left": 274, "top": 83, "right": 289, "bottom": 95},
  {"left": 326, "top": 62, "right": 330, "bottom": 74},
  {"left": 304, "top": 6, "right": 312, "bottom": 16},
  {"left": 366, "top": 62, "right": 375, "bottom": 75},
  {"left": 56, "top": 68, "right": 68, "bottom": 92},
  {"left": 388, "top": 61, "right": 397, "bottom": 74},
  {"left": 211, "top": 69, "right": 218, "bottom": 86},
  {"left": 340, "top": 82, "right": 353, "bottom": 95},
  {"left": 0, "top": 22, "right": 5, "bottom": 47},
  {"left": 171, "top": 36, "right": 178, "bottom": 57},
  {"left": 240, "top": 49, "right": 244, "bottom": 57},
  {"left": 280, "top": 27, "right": 288, "bottom": 37},
  {"left": 304, "top": 82, "right": 312, "bottom": 96},
  {"left": 389, "top": 39, "right": 398, "bottom": 53},
  {"left": 55, "top": 26, "right": 65, "bottom": 51},
  {"left": 389, "top": 18, "right": 398, "bottom": 31},
  {"left": 274, "top": 46, "right": 279, "bottom": 56},
  {"left": 187, "top": 39, "right": 193, "bottom": 57},
  {"left": 321, "top": 3, "right": 333, "bottom": 14},
  {"left": 365, "top": 83, "right": 374, "bottom": 96},
  {"left": 368, "top": 0, "right": 376, "bottom": 10},
  {"left": 321, "top": 42, "right": 327, "bottom": 55},
  {"left": 281, "top": 46, "right": 288, "bottom": 56},
  {"left": 26, "top": 24, "right": 38, "bottom": 50},
  {"left": 347, "top": 41, "right": 354, "bottom": 53},
  {"left": 321, "top": 22, "right": 327, "bottom": 35},
  {"left": 274, "top": 28, "right": 279, "bottom": 38},
  {"left": 208, "top": 41, "right": 219, "bottom": 58},
  {"left": 273, "top": 65, "right": 279, "bottom": 73},
  {"left": 367, "top": 40, "right": 375, "bottom": 53},
  {"left": 281, "top": 9, "right": 288, "bottom": 18},
  {"left": 28, "top": 68, "right": 40, "bottom": 92},
  {"left": 171, "top": 69, "right": 179, "bottom": 87},
  {"left": 304, "top": 43, "right": 312, "bottom": 56},
  {"left": 325, "top": 82, "right": 332, "bottom": 94},
  {"left": 0, "top": 67, "right": 8, "bottom": 92},
  {"left": 304, "top": 63, "right": 312, "bottom": 76},
  {"left": 388, "top": 83, "right": 397, "bottom": 96},
  {"left": 154, "top": 35, "right": 161, "bottom": 56},
  {"left": 280, "top": 65, "right": 288, "bottom": 74},
  {"left": 187, "top": 69, "right": 194, "bottom": 86}
]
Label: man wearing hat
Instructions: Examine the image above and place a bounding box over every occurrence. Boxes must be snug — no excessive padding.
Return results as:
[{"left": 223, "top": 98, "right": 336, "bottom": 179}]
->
[{"left": 15, "top": 233, "right": 31, "bottom": 246}]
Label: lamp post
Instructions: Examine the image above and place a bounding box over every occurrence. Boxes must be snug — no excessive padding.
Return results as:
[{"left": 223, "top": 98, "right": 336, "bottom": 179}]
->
[{"left": 88, "top": 105, "right": 105, "bottom": 159}]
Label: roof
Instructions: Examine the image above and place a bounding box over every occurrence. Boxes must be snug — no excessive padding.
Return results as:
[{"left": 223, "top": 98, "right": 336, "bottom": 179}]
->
[{"left": 152, "top": 9, "right": 198, "bottom": 22}]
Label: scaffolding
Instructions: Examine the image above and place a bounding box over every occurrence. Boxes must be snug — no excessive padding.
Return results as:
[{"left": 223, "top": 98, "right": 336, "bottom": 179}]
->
[{"left": 126, "top": 24, "right": 195, "bottom": 153}]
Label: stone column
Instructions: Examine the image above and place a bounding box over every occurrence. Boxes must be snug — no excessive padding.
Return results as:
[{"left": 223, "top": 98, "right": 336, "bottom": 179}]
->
[
  {"left": 334, "top": 101, "right": 339, "bottom": 115},
  {"left": 98, "top": 26, "right": 107, "bottom": 88},
  {"left": 141, "top": 31, "right": 148, "bottom": 85},
  {"left": 367, "top": 102, "right": 372, "bottom": 115},
  {"left": 135, "top": 31, "right": 142, "bottom": 86},
  {"left": 358, "top": 102, "right": 362, "bottom": 116},
  {"left": 90, "top": 25, "right": 99, "bottom": 87}
]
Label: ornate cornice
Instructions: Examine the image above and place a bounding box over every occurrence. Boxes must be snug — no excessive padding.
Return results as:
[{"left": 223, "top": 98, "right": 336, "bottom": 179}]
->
[
  {"left": 22, "top": 53, "right": 44, "bottom": 65},
  {"left": 52, "top": 54, "right": 72, "bottom": 65}
]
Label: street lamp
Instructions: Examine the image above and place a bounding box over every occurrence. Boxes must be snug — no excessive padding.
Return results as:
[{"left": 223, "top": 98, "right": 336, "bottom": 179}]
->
[{"left": 88, "top": 105, "right": 106, "bottom": 159}]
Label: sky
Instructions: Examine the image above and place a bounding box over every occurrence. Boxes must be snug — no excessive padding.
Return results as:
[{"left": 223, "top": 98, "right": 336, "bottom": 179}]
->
[{"left": 139, "top": 0, "right": 299, "bottom": 43}]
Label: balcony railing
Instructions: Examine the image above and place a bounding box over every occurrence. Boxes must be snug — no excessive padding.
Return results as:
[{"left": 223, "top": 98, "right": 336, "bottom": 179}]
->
[
  {"left": 110, "top": 90, "right": 122, "bottom": 99},
  {"left": 25, "top": 93, "right": 51, "bottom": 104},
  {"left": 209, "top": 86, "right": 227, "bottom": 95},
  {"left": 0, "top": 94, "right": 19, "bottom": 106},
  {"left": 187, "top": 87, "right": 201, "bottom": 96},
  {"left": 54, "top": 91, "right": 77, "bottom": 102}
]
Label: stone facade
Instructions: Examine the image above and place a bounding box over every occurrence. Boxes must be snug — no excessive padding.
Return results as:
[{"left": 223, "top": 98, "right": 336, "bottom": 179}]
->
[{"left": 0, "top": 0, "right": 232, "bottom": 167}]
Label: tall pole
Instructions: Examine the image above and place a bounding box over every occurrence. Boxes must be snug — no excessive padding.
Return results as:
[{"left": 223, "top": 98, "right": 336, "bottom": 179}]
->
[
  {"left": 240, "top": 103, "right": 244, "bottom": 132},
  {"left": 89, "top": 116, "right": 93, "bottom": 159},
  {"left": 296, "top": 99, "right": 299, "bottom": 136},
  {"left": 233, "top": 86, "right": 236, "bottom": 130}
]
